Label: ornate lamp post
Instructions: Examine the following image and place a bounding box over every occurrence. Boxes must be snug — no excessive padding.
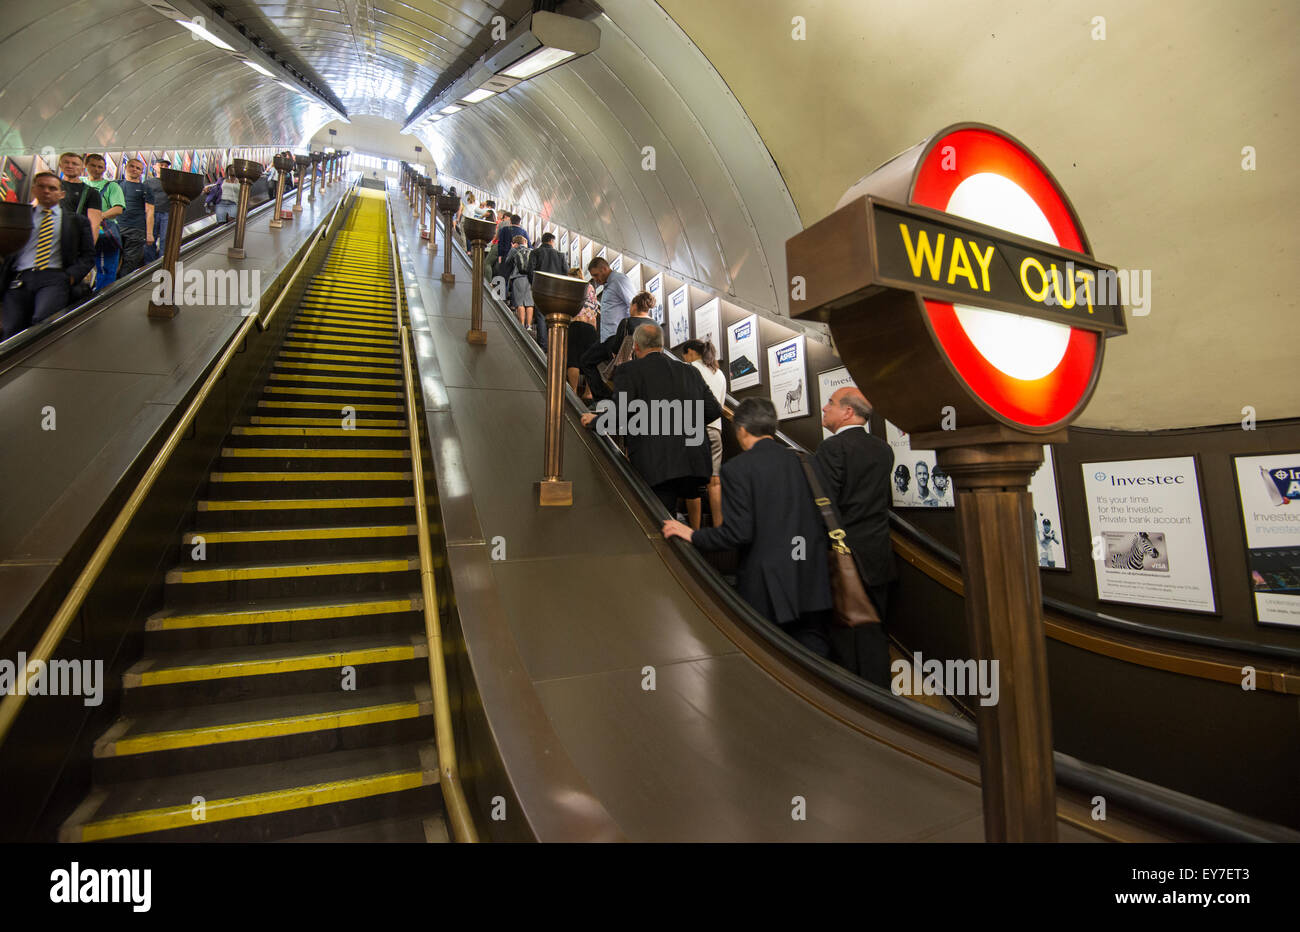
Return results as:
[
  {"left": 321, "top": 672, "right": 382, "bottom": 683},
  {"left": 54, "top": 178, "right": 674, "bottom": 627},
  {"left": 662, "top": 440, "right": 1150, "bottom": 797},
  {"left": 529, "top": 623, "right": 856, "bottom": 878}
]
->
[
  {"left": 437, "top": 186, "right": 460, "bottom": 285},
  {"left": 462, "top": 216, "right": 496, "bottom": 344},
  {"left": 532, "top": 271, "right": 589, "bottom": 506},
  {"left": 270, "top": 152, "right": 293, "bottom": 229},
  {"left": 293, "top": 154, "right": 308, "bottom": 213},
  {"left": 308, "top": 151, "right": 321, "bottom": 202},
  {"left": 147, "top": 168, "right": 205, "bottom": 319},
  {"left": 226, "top": 158, "right": 264, "bottom": 260}
]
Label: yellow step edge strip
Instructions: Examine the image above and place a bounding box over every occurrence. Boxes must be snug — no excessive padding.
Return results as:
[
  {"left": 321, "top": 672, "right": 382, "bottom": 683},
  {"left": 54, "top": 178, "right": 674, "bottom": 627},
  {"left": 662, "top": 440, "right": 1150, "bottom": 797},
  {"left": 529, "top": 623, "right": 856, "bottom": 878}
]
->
[
  {"left": 293, "top": 312, "right": 396, "bottom": 328},
  {"left": 128, "top": 641, "right": 426, "bottom": 688},
  {"left": 290, "top": 319, "right": 396, "bottom": 335},
  {"left": 278, "top": 351, "right": 401, "bottom": 366},
  {"left": 299, "top": 301, "right": 396, "bottom": 315},
  {"left": 282, "top": 341, "right": 399, "bottom": 355},
  {"left": 247, "top": 416, "right": 406, "bottom": 427},
  {"left": 261, "top": 389, "right": 403, "bottom": 400},
  {"left": 146, "top": 596, "right": 420, "bottom": 631},
  {"left": 182, "top": 525, "right": 415, "bottom": 544},
  {"left": 285, "top": 329, "right": 397, "bottom": 344},
  {"left": 272, "top": 362, "right": 402, "bottom": 376},
  {"left": 197, "top": 496, "right": 413, "bottom": 511},
  {"left": 209, "top": 470, "right": 411, "bottom": 481},
  {"left": 74, "top": 767, "right": 435, "bottom": 842},
  {"left": 167, "top": 557, "right": 417, "bottom": 585},
  {"left": 219, "top": 446, "right": 408, "bottom": 458},
  {"left": 231, "top": 427, "right": 409, "bottom": 438},
  {"left": 102, "top": 699, "right": 430, "bottom": 758},
  {"left": 257, "top": 400, "right": 404, "bottom": 412},
  {"left": 268, "top": 374, "right": 402, "bottom": 387}
]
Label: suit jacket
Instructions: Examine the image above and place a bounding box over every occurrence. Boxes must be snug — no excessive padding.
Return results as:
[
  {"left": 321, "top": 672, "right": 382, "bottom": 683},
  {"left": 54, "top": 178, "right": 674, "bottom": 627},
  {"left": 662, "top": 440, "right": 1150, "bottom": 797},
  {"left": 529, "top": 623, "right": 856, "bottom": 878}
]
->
[
  {"left": 611, "top": 350, "right": 722, "bottom": 489},
  {"left": 0, "top": 209, "right": 95, "bottom": 291},
  {"left": 693, "top": 437, "right": 832, "bottom": 624},
  {"left": 526, "top": 243, "right": 568, "bottom": 282},
  {"left": 814, "top": 426, "right": 897, "bottom": 585}
]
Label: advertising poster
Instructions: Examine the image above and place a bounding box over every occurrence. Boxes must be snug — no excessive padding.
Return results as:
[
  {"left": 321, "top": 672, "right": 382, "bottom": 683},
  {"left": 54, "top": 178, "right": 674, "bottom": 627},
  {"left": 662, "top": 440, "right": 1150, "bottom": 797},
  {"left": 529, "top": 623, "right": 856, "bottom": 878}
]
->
[
  {"left": 766, "top": 335, "right": 809, "bottom": 421},
  {"left": 645, "top": 273, "right": 663, "bottom": 324},
  {"left": 666, "top": 285, "right": 690, "bottom": 347},
  {"left": 570, "top": 235, "right": 581, "bottom": 270},
  {"left": 1233, "top": 453, "right": 1300, "bottom": 627},
  {"left": 581, "top": 241, "right": 593, "bottom": 273},
  {"left": 885, "top": 420, "right": 948, "bottom": 508},
  {"left": 816, "top": 367, "right": 862, "bottom": 439},
  {"left": 609, "top": 253, "right": 622, "bottom": 273},
  {"left": 560, "top": 231, "right": 570, "bottom": 260},
  {"left": 1082, "top": 457, "right": 1216, "bottom": 613},
  {"left": 694, "top": 297, "right": 721, "bottom": 355},
  {"left": 726, "top": 315, "right": 761, "bottom": 390},
  {"left": 1030, "top": 446, "right": 1067, "bottom": 569},
  {"left": 625, "top": 261, "right": 642, "bottom": 294}
]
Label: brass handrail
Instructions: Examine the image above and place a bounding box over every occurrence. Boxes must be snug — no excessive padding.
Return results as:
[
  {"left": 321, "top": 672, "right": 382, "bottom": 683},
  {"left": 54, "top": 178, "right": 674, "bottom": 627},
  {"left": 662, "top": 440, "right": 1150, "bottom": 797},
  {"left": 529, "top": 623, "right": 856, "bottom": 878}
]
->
[
  {"left": 388, "top": 196, "right": 479, "bottom": 843},
  {"left": 259, "top": 182, "right": 352, "bottom": 332},
  {"left": 0, "top": 189, "right": 353, "bottom": 748}
]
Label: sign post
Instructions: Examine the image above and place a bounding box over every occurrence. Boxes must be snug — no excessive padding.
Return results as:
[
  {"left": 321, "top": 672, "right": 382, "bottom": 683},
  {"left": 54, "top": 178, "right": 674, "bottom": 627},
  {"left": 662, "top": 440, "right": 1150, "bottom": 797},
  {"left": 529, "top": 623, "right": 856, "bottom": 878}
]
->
[{"left": 787, "top": 123, "right": 1126, "bottom": 842}]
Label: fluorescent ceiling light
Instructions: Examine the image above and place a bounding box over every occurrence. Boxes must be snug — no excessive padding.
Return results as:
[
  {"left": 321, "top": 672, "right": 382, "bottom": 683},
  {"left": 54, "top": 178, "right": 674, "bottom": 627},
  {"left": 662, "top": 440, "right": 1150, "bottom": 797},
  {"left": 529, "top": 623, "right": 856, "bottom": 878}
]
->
[
  {"left": 244, "top": 60, "right": 273, "bottom": 77},
  {"left": 440, "top": 105, "right": 463, "bottom": 114},
  {"left": 277, "top": 80, "right": 297, "bottom": 92},
  {"left": 176, "top": 17, "right": 235, "bottom": 51},
  {"left": 501, "top": 46, "right": 575, "bottom": 79},
  {"left": 460, "top": 88, "right": 495, "bottom": 104}
]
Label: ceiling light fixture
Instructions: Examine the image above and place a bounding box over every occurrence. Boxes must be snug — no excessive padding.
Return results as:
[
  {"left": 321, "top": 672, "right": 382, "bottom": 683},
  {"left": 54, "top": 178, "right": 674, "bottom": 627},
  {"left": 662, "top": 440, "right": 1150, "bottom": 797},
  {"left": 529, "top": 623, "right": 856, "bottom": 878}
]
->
[
  {"left": 460, "top": 88, "right": 496, "bottom": 104},
  {"left": 176, "top": 17, "right": 235, "bottom": 51}
]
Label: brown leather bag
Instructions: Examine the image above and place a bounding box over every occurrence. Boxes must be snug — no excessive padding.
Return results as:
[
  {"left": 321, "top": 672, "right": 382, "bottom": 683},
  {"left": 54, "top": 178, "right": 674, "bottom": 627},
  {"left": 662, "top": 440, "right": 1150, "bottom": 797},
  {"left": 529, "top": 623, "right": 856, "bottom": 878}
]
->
[
  {"left": 798, "top": 453, "right": 882, "bottom": 627},
  {"left": 598, "top": 334, "right": 636, "bottom": 388}
]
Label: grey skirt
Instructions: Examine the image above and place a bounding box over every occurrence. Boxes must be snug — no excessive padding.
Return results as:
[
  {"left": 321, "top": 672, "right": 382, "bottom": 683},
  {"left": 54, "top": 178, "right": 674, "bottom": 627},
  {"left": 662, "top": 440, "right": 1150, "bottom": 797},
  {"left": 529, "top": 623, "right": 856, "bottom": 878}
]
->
[{"left": 509, "top": 276, "right": 534, "bottom": 308}]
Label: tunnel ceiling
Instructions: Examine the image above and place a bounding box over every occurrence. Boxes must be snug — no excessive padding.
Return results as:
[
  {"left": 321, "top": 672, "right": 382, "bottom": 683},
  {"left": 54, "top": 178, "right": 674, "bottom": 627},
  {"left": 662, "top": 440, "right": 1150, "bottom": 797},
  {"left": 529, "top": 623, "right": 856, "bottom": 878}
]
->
[{"left": 2, "top": 0, "right": 1294, "bottom": 431}]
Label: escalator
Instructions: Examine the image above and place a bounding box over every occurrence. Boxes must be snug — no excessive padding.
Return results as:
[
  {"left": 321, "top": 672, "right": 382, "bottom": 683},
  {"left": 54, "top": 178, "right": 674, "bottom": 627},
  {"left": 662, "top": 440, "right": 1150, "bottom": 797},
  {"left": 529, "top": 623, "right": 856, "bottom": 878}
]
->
[{"left": 56, "top": 191, "right": 449, "bottom": 843}]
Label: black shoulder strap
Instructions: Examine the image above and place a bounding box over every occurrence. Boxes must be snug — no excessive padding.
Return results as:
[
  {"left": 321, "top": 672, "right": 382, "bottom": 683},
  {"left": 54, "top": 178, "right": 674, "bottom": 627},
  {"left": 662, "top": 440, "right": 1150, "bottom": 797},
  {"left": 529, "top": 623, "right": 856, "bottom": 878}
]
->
[{"left": 76, "top": 185, "right": 89, "bottom": 214}]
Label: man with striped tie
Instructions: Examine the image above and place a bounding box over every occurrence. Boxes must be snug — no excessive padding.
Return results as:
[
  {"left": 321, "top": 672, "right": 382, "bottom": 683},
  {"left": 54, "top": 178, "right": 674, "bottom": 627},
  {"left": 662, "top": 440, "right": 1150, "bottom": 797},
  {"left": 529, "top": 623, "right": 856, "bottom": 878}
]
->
[{"left": 1, "top": 172, "right": 96, "bottom": 340}]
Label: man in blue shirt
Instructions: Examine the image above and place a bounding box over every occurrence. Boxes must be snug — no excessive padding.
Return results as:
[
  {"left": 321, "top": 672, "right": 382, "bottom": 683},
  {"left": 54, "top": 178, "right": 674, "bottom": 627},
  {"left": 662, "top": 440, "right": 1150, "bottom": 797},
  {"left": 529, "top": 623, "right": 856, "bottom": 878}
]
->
[
  {"left": 587, "top": 256, "right": 636, "bottom": 341},
  {"left": 115, "top": 157, "right": 159, "bottom": 277},
  {"left": 495, "top": 213, "right": 529, "bottom": 264}
]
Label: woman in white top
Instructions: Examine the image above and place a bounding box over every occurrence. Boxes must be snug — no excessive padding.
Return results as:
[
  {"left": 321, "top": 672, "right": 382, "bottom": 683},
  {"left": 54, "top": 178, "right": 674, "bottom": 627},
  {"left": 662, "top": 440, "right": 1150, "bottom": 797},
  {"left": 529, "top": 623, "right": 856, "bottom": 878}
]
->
[{"left": 680, "top": 338, "right": 726, "bottom": 529}]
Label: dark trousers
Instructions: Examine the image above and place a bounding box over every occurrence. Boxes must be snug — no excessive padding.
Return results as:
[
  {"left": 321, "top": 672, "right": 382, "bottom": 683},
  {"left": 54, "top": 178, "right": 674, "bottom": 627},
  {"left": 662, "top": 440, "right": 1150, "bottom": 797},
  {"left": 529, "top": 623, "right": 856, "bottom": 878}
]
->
[
  {"left": 533, "top": 311, "right": 548, "bottom": 351},
  {"left": 118, "top": 227, "right": 147, "bottom": 278},
  {"left": 781, "top": 608, "right": 833, "bottom": 660},
  {"left": 651, "top": 476, "right": 703, "bottom": 515},
  {"left": 3, "top": 269, "right": 71, "bottom": 339},
  {"left": 580, "top": 342, "right": 614, "bottom": 404},
  {"left": 828, "top": 582, "right": 892, "bottom": 686}
]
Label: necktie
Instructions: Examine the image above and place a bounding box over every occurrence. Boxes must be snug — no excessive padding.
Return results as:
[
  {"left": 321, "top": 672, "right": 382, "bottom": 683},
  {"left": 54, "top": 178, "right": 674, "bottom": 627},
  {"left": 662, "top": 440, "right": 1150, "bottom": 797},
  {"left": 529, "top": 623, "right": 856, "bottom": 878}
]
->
[{"left": 33, "top": 208, "right": 55, "bottom": 270}]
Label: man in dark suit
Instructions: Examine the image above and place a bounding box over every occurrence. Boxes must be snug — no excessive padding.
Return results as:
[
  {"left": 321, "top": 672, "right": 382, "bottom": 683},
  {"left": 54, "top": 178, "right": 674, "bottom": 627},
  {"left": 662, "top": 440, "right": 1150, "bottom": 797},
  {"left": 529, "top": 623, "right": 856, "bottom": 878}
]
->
[
  {"left": 663, "top": 397, "right": 834, "bottom": 657},
  {"left": 816, "top": 386, "right": 896, "bottom": 685},
  {"left": 2, "top": 172, "right": 96, "bottom": 340},
  {"left": 578, "top": 291, "right": 656, "bottom": 404},
  {"left": 524, "top": 232, "right": 568, "bottom": 349},
  {"left": 582, "top": 321, "right": 721, "bottom": 513}
]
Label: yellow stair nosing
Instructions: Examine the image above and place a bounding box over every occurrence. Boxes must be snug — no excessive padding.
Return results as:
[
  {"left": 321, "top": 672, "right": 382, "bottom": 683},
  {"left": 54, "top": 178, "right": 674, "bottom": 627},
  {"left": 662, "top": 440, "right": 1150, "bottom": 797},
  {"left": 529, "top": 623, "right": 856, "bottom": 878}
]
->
[{"left": 145, "top": 595, "right": 422, "bottom": 631}]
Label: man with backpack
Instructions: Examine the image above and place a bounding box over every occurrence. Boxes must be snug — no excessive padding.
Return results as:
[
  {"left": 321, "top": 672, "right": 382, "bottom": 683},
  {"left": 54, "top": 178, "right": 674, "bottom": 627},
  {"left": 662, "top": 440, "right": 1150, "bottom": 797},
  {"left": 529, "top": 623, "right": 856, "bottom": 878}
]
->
[
  {"left": 82, "top": 154, "right": 125, "bottom": 291},
  {"left": 525, "top": 232, "right": 569, "bottom": 349}
]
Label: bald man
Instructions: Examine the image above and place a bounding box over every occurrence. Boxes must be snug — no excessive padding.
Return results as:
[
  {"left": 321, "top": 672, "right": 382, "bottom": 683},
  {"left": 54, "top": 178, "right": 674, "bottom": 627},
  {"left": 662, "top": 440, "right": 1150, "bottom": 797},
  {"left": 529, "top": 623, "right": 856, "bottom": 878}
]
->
[{"left": 816, "top": 386, "right": 896, "bottom": 686}]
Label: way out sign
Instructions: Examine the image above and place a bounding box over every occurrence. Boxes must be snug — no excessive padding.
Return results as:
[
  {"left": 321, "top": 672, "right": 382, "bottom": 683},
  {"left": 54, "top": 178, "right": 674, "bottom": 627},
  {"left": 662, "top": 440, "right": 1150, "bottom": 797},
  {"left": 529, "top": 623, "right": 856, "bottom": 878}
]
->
[{"left": 786, "top": 123, "right": 1126, "bottom": 434}]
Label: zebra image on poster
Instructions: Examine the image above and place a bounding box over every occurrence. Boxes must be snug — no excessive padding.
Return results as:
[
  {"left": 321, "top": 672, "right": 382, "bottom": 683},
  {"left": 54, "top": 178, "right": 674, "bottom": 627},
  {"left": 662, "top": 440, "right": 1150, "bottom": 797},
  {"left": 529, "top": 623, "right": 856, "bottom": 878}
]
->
[
  {"left": 1233, "top": 453, "right": 1300, "bottom": 627},
  {"left": 1030, "top": 446, "right": 1066, "bottom": 569},
  {"left": 817, "top": 367, "right": 864, "bottom": 439},
  {"left": 645, "top": 273, "right": 664, "bottom": 324},
  {"left": 727, "top": 315, "right": 761, "bottom": 391},
  {"left": 694, "top": 297, "right": 721, "bottom": 357},
  {"left": 766, "top": 334, "right": 808, "bottom": 421},
  {"left": 884, "top": 420, "right": 948, "bottom": 508},
  {"left": 667, "top": 285, "right": 690, "bottom": 347},
  {"left": 1082, "top": 457, "right": 1216, "bottom": 613}
]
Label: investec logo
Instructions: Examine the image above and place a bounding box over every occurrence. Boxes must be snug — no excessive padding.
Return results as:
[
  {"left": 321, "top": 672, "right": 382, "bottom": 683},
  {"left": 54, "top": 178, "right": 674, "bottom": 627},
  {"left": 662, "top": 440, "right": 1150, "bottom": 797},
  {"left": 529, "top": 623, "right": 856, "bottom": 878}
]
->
[
  {"left": 775, "top": 342, "right": 798, "bottom": 365},
  {"left": 1104, "top": 471, "right": 1185, "bottom": 486},
  {"left": 150, "top": 260, "right": 261, "bottom": 315},
  {"left": 1266, "top": 466, "right": 1300, "bottom": 504}
]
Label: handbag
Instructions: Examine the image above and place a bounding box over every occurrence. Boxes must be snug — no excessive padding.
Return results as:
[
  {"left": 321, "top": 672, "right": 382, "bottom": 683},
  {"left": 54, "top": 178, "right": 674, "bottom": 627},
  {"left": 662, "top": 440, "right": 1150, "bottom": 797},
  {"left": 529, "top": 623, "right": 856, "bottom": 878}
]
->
[
  {"left": 598, "top": 333, "right": 636, "bottom": 388},
  {"left": 797, "top": 453, "right": 881, "bottom": 627}
]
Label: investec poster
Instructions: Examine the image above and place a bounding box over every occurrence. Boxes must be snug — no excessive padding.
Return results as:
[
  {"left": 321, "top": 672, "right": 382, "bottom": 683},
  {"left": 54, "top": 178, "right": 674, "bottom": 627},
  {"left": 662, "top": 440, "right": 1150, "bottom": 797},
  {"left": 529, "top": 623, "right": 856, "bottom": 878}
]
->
[
  {"left": 817, "top": 367, "right": 863, "bottom": 439},
  {"left": 767, "top": 335, "right": 809, "bottom": 421},
  {"left": 569, "top": 235, "right": 580, "bottom": 269},
  {"left": 694, "top": 297, "right": 721, "bottom": 354},
  {"left": 666, "top": 285, "right": 690, "bottom": 346},
  {"left": 608, "top": 253, "right": 622, "bottom": 273},
  {"left": 625, "top": 261, "right": 642, "bottom": 294},
  {"left": 1030, "top": 446, "right": 1067, "bottom": 569},
  {"left": 581, "top": 241, "right": 593, "bottom": 271},
  {"left": 1234, "top": 453, "right": 1300, "bottom": 627},
  {"left": 884, "top": 420, "right": 949, "bottom": 508},
  {"left": 726, "top": 315, "right": 761, "bottom": 390},
  {"left": 1082, "top": 457, "right": 1216, "bottom": 613},
  {"left": 560, "top": 231, "right": 569, "bottom": 258},
  {"left": 645, "top": 273, "right": 664, "bottom": 324}
]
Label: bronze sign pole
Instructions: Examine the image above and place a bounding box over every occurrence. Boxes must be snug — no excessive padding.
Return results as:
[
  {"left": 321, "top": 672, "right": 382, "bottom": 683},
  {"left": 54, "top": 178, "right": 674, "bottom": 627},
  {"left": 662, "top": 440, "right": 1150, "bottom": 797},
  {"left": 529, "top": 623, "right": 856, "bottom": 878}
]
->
[
  {"left": 427, "top": 184, "right": 443, "bottom": 255},
  {"left": 270, "top": 153, "right": 293, "bottom": 230},
  {"left": 437, "top": 188, "right": 459, "bottom": 285},
  {"left": 308, "top": 152, "right": 321, "bottom": 202},
  {"left": 148, "top": 168, "right": 205, "bottom": 319},
  {"left": 293, "top": 155, "right": 308, "bottom": 213},
  {"left": 531, "top": 272, "right": 588, "bottom": 506},
  {"left": 227, "top": 158, "right": 264, "bottom": 260},
  {"left": 462, "top": 216, "right": 496, "bottom": 344}
]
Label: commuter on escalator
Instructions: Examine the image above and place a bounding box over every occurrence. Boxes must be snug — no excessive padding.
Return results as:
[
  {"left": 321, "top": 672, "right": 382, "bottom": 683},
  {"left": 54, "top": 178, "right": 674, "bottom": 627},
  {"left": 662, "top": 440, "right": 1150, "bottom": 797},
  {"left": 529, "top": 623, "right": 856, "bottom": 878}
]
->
[
  {"left": 114, "top": 157, "right": 160, "bottom": 278},
  {"left": 82, "top": 154, "right": 124, "bottom": 291},
  {"left": 1, "top": 171, "right": 95, "bottom": 339},
  {"left": 503, "top": 235, "right": 537, "bottom": 347},
  {"left": 56, "top": 153, "right": 101, "bottom": 299},
  {"left": 815, "top": 387, "right": 896, "bottom": 686},
  {"left": 581, "top": 322, "right": 720, "bottom": 515},
  {"left": 525, "top": 232, "right": 569, "bottom": 349},
  {"left": 680, "top": 339, "right": 726, "bottom": 530},
  {"left": 586, "top": 255, "right": 636, "bottom": 342},
  {"left": 663, "top": 397, "right": 834, "bottom": 659},
  {"left": 145, "top": 159, "right": 170, "bottom": 260},
  {"left": 578, "top": 290, "right": 657, "bottom": 405},
  {"left": 566, "top": 272, "right": 601, "bottom": 401}
]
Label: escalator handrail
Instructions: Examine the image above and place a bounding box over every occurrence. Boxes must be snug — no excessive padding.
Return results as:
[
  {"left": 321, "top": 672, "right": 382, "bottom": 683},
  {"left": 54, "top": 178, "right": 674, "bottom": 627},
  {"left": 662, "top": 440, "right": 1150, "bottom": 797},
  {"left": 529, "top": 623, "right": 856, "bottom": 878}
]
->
[
  {"left": 0, "top": 191, "right": 286, "bottom": 375},
  {"left": 0, "top": 193, "right": 348, "bottom": 752},
  {"left": 444, "top": 234, "right": 1300, "bottom": 841}
]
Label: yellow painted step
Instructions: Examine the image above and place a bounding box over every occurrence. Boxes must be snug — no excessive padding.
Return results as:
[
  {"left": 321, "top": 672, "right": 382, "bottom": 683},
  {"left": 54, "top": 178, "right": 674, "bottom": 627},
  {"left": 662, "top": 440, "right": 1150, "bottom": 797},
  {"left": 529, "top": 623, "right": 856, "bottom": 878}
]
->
[
  {"left": 268, "top": 373, "right": 401, "bottom": 387},
  {"left": 182, "top": 525, "right": 415, "bottom": 544},
  {"left": 166, "top": 556, "right": 419, "bottom": 585},
  {"left": 197, "top": 496, "right": 413, "bottom": 511},
  {"left": 257, "top": 399, "right": 403, "bottom": 413},
  {"left": 209, "top": 470, "right": 410, "bottom": 481},
  {"left": 246, "top": 416, "right": 405, "bottom": 428},
  {"left": 125, "top": 638, "right": 427, "bottom": 688},
  {"left": 278, "top": 350, "right": 401, "bottom": 366},
  {"left": 146, "top": 595, "right": 422, "bottom": 631},
  {"left": 272, "top": 361, "right": 401, "bottom": 376}
]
